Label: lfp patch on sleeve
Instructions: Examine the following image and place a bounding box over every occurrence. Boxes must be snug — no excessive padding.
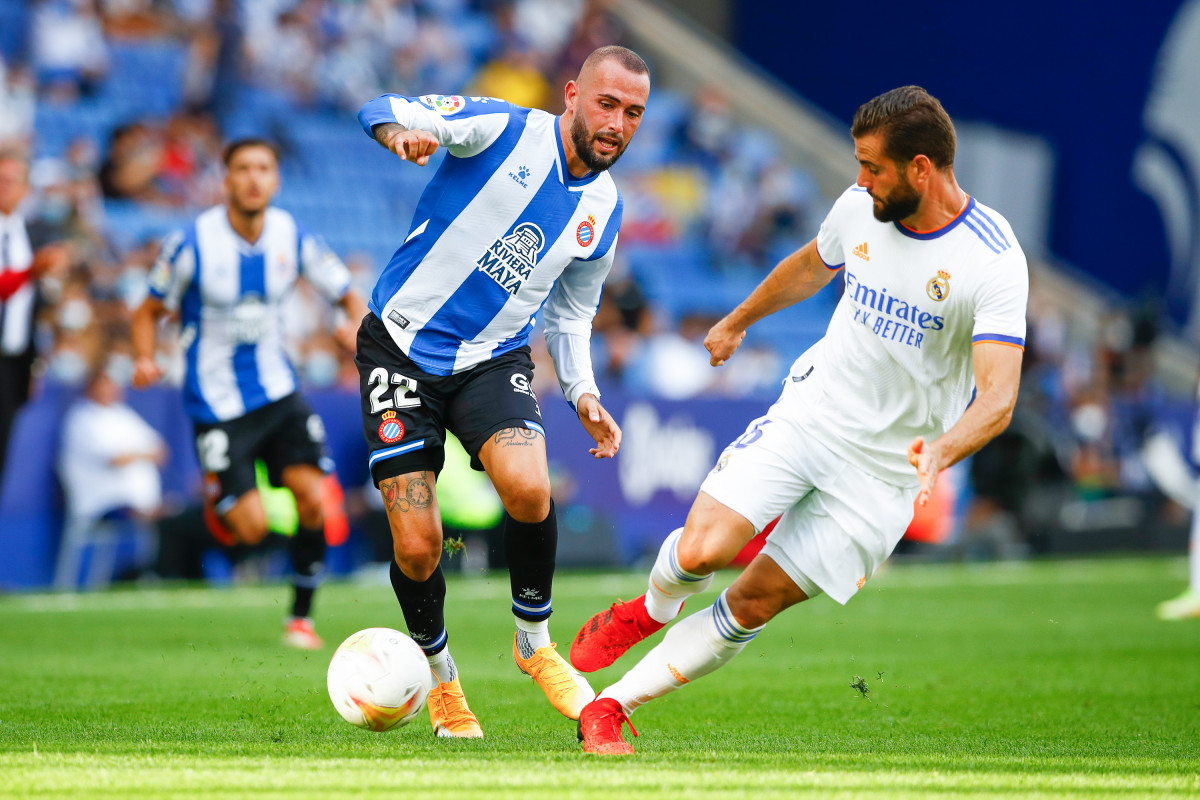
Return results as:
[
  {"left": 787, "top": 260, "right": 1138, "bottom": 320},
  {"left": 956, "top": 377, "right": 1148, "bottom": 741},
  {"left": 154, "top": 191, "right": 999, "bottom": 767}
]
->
[{"left": 418, "top": 95, "right": 466, "bottom": 115}]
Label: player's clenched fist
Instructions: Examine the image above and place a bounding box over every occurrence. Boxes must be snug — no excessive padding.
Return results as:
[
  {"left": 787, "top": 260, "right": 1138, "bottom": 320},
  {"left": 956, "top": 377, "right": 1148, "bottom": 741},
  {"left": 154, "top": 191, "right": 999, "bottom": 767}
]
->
[
  {"left": 704, "top": 317, "right": 746, "bottom": 366},
  {"left": 381, "top": 127, "right": 439, "bottom": 166}
]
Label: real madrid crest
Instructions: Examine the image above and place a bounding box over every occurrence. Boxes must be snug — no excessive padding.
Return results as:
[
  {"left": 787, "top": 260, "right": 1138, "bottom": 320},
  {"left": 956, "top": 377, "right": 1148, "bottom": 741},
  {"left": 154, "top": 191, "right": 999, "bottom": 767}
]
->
[
  {"left": 926, "top": 269, "right": 951, "bottom": 302},
  {"left": 378, "top": 409, "right": 405, "bottom": 444}
]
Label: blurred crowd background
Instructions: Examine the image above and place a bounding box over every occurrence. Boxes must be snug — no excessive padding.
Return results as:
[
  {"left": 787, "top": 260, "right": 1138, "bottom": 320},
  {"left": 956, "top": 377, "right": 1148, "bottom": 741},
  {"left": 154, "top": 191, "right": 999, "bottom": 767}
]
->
[{"left": 0, "top": 0, "right": 1193, "bottom": 589}]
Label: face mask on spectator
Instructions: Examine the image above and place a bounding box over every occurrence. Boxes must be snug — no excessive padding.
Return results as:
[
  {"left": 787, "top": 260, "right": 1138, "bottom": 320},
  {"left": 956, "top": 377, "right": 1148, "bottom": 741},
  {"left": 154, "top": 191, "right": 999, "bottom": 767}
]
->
[
  {"left": 105, "top": 354, "right": 134, "bottom": 388},
  {"left": 47, "top": 350, "right": 88, "bottom": 384},
  {"left": 38, "top": 195, "right": 71, "bottom": 225},
  {"left": 58, "top": 299, "right": 92, "bottom": 331}
]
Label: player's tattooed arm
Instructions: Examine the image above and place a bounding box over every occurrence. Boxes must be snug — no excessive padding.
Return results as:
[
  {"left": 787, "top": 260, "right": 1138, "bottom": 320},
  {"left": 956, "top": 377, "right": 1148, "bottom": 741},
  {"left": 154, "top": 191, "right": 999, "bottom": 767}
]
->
[
  {"left": 371, "top": 122, "right": 408, "bottom": 147},
  {"left": 493, "top": 428, "right": 541, "bottom": 448},
  {"left": 380, "top": 472, "right": 434, "bottom": 514},
  {"left": 372, "top": 122, "right": 439, "bottom": 165}
]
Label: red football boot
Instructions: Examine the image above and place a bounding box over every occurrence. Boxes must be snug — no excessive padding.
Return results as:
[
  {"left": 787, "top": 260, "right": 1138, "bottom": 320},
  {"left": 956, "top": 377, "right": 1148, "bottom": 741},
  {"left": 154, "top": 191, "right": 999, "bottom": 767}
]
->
[
  {"left": 577, "top": 697, "right": 638, "bottom": 755},
  {"left": 570, "top": 594, "right": 673, "bottom": 673}
]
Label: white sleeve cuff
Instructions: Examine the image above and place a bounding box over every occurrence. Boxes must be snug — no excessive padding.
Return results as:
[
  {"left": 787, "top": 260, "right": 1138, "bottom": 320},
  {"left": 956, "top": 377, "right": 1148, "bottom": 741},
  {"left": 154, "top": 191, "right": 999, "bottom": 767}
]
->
[{"left": 544, "top": 329, "right": 600, "bottom": 409}]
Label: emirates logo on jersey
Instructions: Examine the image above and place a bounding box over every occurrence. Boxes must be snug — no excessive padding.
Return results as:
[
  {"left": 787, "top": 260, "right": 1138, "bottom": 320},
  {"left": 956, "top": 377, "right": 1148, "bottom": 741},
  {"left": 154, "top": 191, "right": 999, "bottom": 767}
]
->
[{"left": 475, "top": 222, "right": 545, "bottom": 295}]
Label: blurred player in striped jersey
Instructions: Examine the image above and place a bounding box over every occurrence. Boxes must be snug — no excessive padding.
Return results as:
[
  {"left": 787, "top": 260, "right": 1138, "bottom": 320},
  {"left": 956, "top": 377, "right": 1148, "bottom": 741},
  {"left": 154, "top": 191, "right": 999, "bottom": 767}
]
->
[
  {"left": 131, "top": 139, "right": 368, "bottom": 650},
  {"left": 571, "top": 86, "right": 1029, "bottom": 754},
  {"left": 353, "top": 46, "right": 649, "bottom": 737}
]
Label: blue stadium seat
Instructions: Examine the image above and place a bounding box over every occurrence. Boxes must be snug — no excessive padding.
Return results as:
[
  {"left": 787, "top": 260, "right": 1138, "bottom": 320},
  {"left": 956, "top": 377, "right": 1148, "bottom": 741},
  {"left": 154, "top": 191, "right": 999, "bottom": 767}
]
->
[{"left": 0, "top": 0, "right": 28, "bottom": 61}]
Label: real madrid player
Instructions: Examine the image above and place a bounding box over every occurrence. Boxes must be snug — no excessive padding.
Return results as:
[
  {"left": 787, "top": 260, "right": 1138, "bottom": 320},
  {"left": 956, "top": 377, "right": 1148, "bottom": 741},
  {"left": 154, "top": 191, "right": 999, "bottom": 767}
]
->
[
  {"left": 353, "top": 46, "right": 648, "bottom": 737},
  {"left": 571, "top": 86, "right": 1029, "bottom": 754},
  {"left": 131, "top": 139, "right": 368, "bottom": 650}
]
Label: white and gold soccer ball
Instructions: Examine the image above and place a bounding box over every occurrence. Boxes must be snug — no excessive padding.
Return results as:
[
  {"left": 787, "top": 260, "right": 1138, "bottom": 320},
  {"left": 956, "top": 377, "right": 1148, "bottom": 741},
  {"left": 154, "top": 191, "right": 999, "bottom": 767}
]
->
[{"left": 327, "top": 627, "right": 431, "bottom": 732}]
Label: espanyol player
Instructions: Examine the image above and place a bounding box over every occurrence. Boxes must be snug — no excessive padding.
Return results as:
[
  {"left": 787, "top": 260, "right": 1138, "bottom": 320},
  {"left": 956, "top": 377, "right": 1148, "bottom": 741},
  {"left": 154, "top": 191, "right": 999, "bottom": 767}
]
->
[
  {"left": 572, "top": 86, "right": 1029, "bottom": 755},
  {"left": 131, "top": 139, "right": 369, "bottom": 650},
  {"left": 353, "top": 45, "right": 649, "bottom": 738}
]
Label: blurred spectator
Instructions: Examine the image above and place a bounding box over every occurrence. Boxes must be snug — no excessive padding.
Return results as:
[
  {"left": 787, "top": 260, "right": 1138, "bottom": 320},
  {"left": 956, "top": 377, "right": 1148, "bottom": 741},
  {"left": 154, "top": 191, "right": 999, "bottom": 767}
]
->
[
  {"left": 624, "top": 313, "right": 718, "bottom": 400},
  {"left": 246, "top": 7, "right": 319, "bottom": 104},
  {"left": 31, "top": 0, "right": 109, "bottom": 100},
  {"left": 55, "top": 352, "right": 167, "bottom": 587},
  {"left": 158, "top": 109, "right": 222, "bottom": 206},
  {"left": 99, "top": 122, "right": 168, "bottom": 203},
  {"left": 0, "top": 151, "right": 69, "bottom": 482},
  {"left": 0, "top": 57, "right": 36, "bottom": 148},
  {"left": 58, "top": 352, "right": 166, "bottom": 524},
  {"left": 591, "top": 254, "right": 652, "bottom": 381}
]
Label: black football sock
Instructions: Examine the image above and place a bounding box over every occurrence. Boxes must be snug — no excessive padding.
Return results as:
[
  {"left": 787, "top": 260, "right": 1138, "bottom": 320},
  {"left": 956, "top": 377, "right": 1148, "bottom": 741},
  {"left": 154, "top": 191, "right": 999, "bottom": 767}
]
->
[
  {"left": 504, "top": 499, "right": 557, "bottom": 624},
  {"left": 289, "top": 524, "right": 326, "bottom": 619},
  {"left": 389, "top": 560, "right": 448, "bottom": 656}
]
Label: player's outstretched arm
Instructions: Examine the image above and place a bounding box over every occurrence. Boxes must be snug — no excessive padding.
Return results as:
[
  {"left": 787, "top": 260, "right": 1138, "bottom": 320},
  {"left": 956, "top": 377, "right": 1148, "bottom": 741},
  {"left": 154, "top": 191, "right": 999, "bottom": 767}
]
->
[
  {"left": 705, "top": 238, "right": 837, "bottom": 366},
  {"left": 371, "top": 122, "right": 439, "bottom": 166},
  {"left": 577, "top": 393, "right": 621, "bottom": 459},
  {"left": 908, "top": 342, "right": 1023, "bottom": 505},
  {"left": 130, "top": 295, "right": 168, "bottom": 388}
]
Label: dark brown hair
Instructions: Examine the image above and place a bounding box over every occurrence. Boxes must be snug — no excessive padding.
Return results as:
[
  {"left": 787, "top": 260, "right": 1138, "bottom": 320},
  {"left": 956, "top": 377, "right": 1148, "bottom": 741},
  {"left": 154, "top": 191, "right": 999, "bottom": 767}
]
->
[
  {"left": 851, "top": 86, "right": 956, "bottom": 169},
  {"left": 221, "top": 138, "right": 280, "bottom": 167}
]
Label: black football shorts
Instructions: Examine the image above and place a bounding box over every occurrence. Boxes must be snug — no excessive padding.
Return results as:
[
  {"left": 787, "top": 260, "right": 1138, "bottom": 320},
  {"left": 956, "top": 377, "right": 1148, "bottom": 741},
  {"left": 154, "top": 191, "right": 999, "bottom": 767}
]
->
[
  {"left": 355, "top": 312, "right": 546, "bottom": 486},
  {"left": 192, "top": 392, "right": 331, "bottom": 514}
]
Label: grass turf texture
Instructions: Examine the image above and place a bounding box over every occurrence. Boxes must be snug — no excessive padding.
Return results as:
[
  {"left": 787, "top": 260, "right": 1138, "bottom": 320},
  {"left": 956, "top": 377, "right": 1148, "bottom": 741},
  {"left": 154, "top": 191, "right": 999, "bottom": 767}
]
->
[{"left": 1, "top": 558, "right": 1197, "bottom": 799}]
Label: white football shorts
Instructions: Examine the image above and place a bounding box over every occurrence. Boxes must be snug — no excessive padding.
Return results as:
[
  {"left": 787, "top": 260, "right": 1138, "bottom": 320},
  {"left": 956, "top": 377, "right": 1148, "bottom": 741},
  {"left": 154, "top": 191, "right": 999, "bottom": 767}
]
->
[{"left": 699, "top": 381, "right": 919, "bottom": 604}]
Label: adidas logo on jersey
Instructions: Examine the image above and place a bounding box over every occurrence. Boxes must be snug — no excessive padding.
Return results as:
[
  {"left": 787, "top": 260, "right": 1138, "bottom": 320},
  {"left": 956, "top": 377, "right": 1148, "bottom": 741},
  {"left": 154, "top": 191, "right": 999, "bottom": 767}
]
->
[{"left": 853, "top": 242, "right": 870, "bottom": 260}]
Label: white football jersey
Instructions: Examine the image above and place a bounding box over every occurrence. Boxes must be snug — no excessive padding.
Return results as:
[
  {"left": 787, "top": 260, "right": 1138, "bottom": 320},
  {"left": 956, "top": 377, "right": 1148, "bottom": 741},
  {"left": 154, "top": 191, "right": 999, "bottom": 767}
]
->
[
  {"left": 793, "top": 186, "right": 1028, "bottom": 486},
  {"left": 149, "top": 206, "right": 352, "bottom": 423},
  {"left": 357, "top": 94, "right": 621, "bottom": 392}
]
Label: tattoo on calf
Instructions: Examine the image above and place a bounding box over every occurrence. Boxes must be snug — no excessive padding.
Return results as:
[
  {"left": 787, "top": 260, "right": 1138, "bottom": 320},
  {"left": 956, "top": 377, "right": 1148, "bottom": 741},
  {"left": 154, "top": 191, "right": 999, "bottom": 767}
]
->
[
  {"left": 380, "top": 472, "right": 433, "bottom": 513},
  {"left": 494, "top": 427, "right": 540, "bottom": 447}
]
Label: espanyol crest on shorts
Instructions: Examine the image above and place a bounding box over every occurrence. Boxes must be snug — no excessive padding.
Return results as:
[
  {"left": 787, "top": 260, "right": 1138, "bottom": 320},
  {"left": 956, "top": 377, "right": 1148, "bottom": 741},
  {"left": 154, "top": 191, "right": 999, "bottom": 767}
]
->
[{"left": 378, "top": 409, "right": 405, "bottom": 443}]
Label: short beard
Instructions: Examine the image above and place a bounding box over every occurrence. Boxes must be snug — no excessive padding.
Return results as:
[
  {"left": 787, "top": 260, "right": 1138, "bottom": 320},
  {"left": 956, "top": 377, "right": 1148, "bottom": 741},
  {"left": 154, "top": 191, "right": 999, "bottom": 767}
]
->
[
  {"left": 872, "top": 177, "right": 921, "bottom": 223},
  {"left": 570, "top": 113, "right": 624, "bottom": 173}
]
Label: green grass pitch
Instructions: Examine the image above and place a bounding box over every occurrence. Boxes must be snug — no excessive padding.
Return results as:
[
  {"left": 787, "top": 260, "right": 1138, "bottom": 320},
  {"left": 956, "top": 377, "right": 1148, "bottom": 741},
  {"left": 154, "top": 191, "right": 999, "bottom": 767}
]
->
[{"left": 1, "top": 557, "right": 1198, "bottom": 799}]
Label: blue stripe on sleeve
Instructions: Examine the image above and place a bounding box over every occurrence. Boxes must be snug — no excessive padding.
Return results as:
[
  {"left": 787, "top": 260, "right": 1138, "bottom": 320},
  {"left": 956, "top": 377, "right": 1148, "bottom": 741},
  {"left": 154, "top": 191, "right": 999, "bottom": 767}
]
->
[
  {"left": 972, "top": 333, "right": 1025, "bottom": 348},
  {"left": 961, "top": 217, "right": 1001, "bottom": 254},
  {"left": 970, "top": 206, "right": 1011, "bottom": 248}
]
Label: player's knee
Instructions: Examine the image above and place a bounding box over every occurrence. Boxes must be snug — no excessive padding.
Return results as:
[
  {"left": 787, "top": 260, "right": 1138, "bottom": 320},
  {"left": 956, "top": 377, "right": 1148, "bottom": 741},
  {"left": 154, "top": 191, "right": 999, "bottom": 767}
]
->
[
  {"left": 724, "top": 587, "right": 780, "bottom": 629},
  {"left": 226, "top": 516, "right": 268, "bottom": 546},
  {"left": 676, "top": 525, "right": 733, "bottom": 575},
  {"left": 292, "top": 491, "right": 324, "bottom": 530},
  {"left": 393, "top": 546, "right": 440, "bottom": 582},
  {"left": 498, "top": 479, "right": 551, "bottom": 523}
]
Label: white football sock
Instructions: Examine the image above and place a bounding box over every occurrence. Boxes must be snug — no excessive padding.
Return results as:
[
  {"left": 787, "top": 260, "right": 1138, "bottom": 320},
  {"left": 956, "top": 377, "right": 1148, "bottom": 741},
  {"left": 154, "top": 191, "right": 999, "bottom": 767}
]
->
[
  {"left": 1190, "top": 509, "right": 1200, "bottom": 593},
  {"left": 428, "top": 648, "right": 458, "bottom": 684},
  {"left": 645, "top": 528, "right": 715, "bottom": 623},
  {"left": 515, "top": 616, "right": 551, "bottom": 656},
  {"left": 600, "top": 590, "right": 763, "bottom": 715}
]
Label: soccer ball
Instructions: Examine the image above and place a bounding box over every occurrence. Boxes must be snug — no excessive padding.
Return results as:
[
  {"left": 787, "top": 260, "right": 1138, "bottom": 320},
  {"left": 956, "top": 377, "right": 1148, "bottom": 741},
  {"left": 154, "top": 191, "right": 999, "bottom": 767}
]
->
[{"left": 327, "top": 627, "right": 431, "bottom": 732}]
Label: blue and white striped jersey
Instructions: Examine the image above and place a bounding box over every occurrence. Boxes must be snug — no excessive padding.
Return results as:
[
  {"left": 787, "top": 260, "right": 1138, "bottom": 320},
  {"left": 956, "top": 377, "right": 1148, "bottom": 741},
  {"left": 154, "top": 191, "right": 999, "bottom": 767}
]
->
[
  {"left": 357, "top": 93, "right": 623, "bottom": 404},
  {"left": 148, "top": 205, "right": 352, "bottom": 423}
]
